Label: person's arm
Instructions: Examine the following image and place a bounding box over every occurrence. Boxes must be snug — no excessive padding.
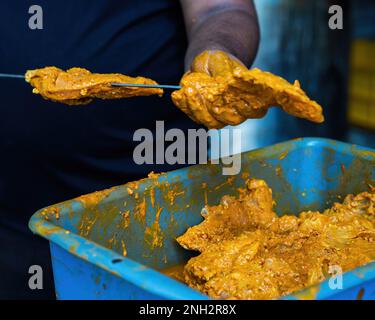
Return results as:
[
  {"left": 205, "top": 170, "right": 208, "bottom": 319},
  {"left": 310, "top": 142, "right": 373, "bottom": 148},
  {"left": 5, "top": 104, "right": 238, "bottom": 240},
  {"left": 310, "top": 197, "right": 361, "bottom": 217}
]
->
[
  {"left": 180, "top": 0, "right": 260, "bottom": 70},
  {"left": 174, "top": 1, "right": 323, "bottom": 129}
]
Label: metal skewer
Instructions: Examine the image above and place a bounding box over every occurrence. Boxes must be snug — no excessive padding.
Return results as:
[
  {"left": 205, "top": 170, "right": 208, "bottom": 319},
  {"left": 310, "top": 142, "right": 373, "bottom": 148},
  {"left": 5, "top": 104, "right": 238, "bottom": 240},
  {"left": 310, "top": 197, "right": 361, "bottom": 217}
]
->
[
  {"left": 0, "top": 73, "right": 25, "bottom": 79},
  {"left": 0, "top": 74, "right": 181, "bottom": 90},
  {"left": 111, "top": 82, "right": 181, "bottom": 90}
]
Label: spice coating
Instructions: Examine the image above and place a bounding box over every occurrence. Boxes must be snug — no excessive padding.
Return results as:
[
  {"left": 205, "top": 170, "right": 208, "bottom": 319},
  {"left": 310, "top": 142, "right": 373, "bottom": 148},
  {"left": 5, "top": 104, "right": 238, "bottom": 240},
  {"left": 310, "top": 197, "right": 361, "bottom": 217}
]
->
[
  {"left": 177, "top": 179, "right": 375, "bottom": 299},
  {"left": 25, "top": 66, "right": 163, "bottom": 105},
  {"left": 172, "top": 51, "right": 324, "bottom": 128}
]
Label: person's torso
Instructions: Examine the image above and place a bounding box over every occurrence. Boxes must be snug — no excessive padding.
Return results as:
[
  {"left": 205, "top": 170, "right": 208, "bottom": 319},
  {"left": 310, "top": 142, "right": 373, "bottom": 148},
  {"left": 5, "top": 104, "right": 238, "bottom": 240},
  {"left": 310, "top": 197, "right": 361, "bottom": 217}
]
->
[{"left": 0, "top": 0, "right": 190, "bottom": 224}]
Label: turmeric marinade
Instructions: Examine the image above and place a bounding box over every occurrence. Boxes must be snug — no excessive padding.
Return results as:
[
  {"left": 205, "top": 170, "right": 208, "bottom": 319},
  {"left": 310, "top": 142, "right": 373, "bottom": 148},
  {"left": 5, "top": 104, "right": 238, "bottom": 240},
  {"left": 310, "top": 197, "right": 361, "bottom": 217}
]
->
[
  {"left": 25, "top": 67, "right": 163, "bottom": 105},
  {"left": 176, "top": 179, "right": 375, "bottom": 300},
  {"left": 26, "top": 52, "right": 324, "bottom": 128},
  {"left": 172, "top": 51, "right": 324, "bottom": 129}
]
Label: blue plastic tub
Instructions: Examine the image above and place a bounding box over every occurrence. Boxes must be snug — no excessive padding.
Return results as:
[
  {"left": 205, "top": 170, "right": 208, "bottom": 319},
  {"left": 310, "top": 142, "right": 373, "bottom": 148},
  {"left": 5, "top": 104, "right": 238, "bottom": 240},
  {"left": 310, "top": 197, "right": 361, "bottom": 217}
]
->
[{"left": 29, "top": 138, "right": 375, "bottom": 300}]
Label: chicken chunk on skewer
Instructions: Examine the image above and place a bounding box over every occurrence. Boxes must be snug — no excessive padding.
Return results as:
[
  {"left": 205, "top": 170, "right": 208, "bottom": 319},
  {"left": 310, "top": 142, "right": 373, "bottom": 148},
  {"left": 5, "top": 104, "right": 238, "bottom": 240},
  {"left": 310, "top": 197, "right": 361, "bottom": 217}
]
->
[{"left": 25, "top": 66, "right": 163, "bottom": 105}]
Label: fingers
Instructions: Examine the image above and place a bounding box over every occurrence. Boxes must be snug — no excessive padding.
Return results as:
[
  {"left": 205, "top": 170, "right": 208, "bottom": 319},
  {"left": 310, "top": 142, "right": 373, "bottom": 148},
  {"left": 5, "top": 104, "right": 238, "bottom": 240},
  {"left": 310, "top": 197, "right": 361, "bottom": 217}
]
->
[
  {"left": 176, "top": 50, "right": 324, "bottom": 129},
  {"left": 174, "top": 51, "right": 251, "bottom": 128},
  {"left": 172, "top": 73, "right": 225, "bottom": 129},
  {"left": 204, "top": 90, "right": 247, "bottom": 126},
  {"left": 190, "top": 51, "right": 212, "bottom": 74},
  {"left": 191, "top": 50, "right": 246, "bottom": 77}
]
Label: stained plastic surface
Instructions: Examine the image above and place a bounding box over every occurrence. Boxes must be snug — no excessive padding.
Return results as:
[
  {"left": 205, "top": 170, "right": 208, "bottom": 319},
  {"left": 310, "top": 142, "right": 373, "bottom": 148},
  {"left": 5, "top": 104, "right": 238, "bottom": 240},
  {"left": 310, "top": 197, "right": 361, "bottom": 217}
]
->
[{"left": 29, "top": 138, "right": 375, "bottom": 300}]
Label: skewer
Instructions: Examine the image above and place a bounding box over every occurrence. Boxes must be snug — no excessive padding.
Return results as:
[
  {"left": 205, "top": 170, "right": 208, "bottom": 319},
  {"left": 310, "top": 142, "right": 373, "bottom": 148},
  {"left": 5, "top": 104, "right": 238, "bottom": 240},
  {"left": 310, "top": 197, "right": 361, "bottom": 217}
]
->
[
  {"left": 0, "top": 74, "right": 181, "bottom": 90},
  {"left": 0, "top": 73, "right": 25, "bottom": 79},
  {"left": 111, "top": 82, "right": 181, "bottom": 90}
]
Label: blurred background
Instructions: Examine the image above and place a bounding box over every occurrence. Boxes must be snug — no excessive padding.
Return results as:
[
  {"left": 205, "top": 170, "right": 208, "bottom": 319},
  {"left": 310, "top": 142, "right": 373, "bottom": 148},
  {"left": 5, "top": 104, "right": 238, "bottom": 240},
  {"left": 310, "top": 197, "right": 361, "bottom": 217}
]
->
[{"left": 236, "top": 0, "right": 375, "bottom": 151}]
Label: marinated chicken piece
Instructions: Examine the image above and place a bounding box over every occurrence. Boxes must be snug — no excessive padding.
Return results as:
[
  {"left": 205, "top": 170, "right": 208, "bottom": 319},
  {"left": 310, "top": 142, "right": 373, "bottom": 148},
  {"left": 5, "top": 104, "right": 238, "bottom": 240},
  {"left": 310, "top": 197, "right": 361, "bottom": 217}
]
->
[
  {"left": 25, "top": 66, "right": 163, "bottom": 105},
  {"left": 177, "top": 179, "right": 277, "bottom": 252},
  {"left": 177, "top": 180, "right": 375, "bottom": 300},
  {"left": 172, "top": 51, "right": 324, "bottom": 129}
]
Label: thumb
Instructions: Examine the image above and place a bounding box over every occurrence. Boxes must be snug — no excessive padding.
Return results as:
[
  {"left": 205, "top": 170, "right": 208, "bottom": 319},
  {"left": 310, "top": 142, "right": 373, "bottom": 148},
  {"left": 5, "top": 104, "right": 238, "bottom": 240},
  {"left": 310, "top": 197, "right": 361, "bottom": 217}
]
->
[{"left": 190, "top": 50, "right": 246, "bottom": 76}]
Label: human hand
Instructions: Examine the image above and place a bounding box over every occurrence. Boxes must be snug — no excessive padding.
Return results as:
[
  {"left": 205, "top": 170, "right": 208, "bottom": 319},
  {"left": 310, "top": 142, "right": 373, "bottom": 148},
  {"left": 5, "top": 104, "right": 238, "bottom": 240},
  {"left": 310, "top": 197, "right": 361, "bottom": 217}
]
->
[{"left": 172, "top": 50, "right": 324, "bottom": 129}]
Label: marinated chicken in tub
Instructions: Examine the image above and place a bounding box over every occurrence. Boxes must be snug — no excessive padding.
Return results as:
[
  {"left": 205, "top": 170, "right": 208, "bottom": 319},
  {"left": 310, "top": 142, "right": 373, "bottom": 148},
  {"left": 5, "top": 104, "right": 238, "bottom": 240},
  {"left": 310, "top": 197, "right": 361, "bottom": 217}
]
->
[{"left": 177, "top": 179, "right": 375, "bottom": 300}]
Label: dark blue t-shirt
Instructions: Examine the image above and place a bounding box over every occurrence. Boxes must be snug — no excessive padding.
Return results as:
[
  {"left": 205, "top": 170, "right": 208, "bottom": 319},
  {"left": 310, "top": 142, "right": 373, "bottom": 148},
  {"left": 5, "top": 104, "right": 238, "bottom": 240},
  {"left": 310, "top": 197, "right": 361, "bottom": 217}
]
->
[{"left": 0, "top": 0, "right": 190, "bottom": 298}]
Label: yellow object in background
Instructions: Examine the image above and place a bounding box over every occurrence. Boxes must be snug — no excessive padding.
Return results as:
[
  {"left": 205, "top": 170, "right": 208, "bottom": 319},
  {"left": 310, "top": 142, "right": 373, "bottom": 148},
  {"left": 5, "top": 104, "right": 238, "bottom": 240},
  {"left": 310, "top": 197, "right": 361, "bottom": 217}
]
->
[{"left": 348, "top": 40, "right": 375, "bottom": 130}]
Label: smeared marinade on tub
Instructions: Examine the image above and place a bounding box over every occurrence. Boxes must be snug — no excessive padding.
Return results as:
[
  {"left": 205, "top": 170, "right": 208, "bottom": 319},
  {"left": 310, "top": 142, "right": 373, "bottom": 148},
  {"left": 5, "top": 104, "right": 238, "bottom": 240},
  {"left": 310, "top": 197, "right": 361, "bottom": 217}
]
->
[
  {"left": 172, "top": 51, "right": 324, "bottom": 129},
  {"left": 25, "top": 67, "right": 163, "bottom": 105},
  {"left": 176, "top": 179, "right": 375, "bottom": 300}
]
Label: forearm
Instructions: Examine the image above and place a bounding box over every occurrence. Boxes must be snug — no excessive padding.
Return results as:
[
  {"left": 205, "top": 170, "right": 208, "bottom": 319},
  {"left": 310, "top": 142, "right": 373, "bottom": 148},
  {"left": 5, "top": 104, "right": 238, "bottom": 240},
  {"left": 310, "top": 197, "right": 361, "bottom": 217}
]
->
[{"left": 184, "top": 8, "right": 259, "bottom": 70}]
